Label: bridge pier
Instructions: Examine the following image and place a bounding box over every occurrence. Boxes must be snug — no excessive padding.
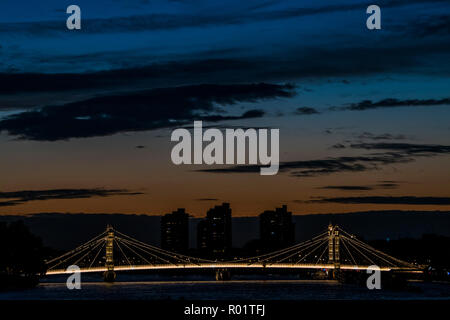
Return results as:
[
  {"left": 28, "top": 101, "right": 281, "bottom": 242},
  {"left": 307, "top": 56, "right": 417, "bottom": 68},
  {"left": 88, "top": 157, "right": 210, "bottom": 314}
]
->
[
  {"left": 328, "top": 224, "right": 341, "bottom": 280},
  {"left": 103, "top": 270, "right": 116, "bottom": 282},
  {"left": 104, "top": 225, "right": 116, "bottom": 283},
  {"left": 215, "top": 269, "right": 231, "bottom": 281},
  {"left": 331, "top": 269, "right": 342, "bottom": 281}
]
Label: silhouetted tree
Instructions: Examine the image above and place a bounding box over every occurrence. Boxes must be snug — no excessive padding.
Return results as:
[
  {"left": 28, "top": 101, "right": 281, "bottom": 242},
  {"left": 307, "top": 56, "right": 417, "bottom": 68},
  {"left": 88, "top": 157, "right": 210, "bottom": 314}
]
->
[{"left": 0, "top": 221, "right": 47, "bottom": 278}]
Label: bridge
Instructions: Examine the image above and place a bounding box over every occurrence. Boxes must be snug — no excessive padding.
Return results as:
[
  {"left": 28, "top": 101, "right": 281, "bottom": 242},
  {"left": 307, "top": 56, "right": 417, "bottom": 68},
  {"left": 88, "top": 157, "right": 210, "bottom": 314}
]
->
[{"left": 45, "top": 224, "right": 423, "bottom": 281}]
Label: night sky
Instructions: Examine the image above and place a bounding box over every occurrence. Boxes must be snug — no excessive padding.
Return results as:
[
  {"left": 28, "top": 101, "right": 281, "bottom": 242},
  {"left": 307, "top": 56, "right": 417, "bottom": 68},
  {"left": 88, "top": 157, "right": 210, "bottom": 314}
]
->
[{"left": 0, "top": 0, "right": 450, "bottom": 216}]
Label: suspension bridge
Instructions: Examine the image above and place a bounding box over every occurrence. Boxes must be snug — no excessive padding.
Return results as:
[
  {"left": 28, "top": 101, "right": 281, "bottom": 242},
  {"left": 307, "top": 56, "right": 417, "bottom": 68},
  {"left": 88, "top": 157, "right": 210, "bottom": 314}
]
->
[{"left": 44, "top": 224, "right": 423, "bottom": 281}]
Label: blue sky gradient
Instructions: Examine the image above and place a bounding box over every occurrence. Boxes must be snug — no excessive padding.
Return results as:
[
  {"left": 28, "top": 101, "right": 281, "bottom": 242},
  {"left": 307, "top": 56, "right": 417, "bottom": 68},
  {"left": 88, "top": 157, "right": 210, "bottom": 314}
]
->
[{"left": 0, "top": 0, "right": 449, "bottom": 215}]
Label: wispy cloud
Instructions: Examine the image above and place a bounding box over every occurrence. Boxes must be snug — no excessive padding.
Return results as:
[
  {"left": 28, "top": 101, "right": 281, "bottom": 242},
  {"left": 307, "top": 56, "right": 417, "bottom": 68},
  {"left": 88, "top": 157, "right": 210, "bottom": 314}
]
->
[
  {"left": 318, "top": 186, "right": 372, "bottom": 191},
  {"left": 0, "top": 188, "right": 143, "bottom": 207},
  {"left": 331, "top": 98, "right": 450, "bottom": 111},
  {"left": 355, "top": 132, "right": 407, "bottom": 141},
  {"left": 405, "top": 14, "right": 450, "bottom": 37},
  {"left": 295, "top": 107, "right": 320, "bottom": 115},
  {"left": 195, "top": 198, "right": 220, "bottom": 201},
  {"left": 318, "top": 182, "right": 400, "bottom": 191},
  {"left": 349, "top": 142, "right": 450, "bottom": 155},
  {"left": 199, "top": 142, "right": 450, "bottom": 177},
  {"left": 199, "top": 154, "right": 409, "bottom": 177},
  {"left": 307, "top": 196, "right": 450, "bottom": 205}
]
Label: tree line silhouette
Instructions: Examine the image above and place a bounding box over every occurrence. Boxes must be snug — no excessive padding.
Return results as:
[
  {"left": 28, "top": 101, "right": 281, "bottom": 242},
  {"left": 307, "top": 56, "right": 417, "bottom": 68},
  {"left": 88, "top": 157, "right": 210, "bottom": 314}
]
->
[{"left": 0, "top": 221, "right": 48, "bottom": 290}]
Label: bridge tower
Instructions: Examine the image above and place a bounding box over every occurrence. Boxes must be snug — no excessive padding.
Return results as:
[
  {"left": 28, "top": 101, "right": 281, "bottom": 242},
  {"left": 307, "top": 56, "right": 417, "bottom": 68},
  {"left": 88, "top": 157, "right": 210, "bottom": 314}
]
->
[
  {"left": 328, "top": 224, "right": 340, "bottom": 279},
  {"left": 104, "top": 225, "right": 116, "bottom": 282}
]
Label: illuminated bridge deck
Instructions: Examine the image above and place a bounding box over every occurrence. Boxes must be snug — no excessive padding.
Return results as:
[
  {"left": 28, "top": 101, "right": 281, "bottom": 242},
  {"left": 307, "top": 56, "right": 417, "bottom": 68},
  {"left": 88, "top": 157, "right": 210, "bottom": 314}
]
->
[
  {"left": 45, "top": 263, "right": 422, "bottom": 275},
  {"left": 44, "top": 225, "right": 424, "bottom": 277}
]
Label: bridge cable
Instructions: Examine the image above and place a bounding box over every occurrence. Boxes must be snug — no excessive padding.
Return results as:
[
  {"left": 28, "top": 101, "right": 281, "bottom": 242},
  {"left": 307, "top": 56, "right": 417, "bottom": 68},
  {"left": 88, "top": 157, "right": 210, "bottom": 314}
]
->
[
  {"left": 114, "top": 238, "right": 132, "bottom": 267},
  {"left": 88, "top": 241, "right": 105, "bottom": 269},
  {"left": 342, "top": 236, "right": 398, "bottom": 267},
  {"left": 117, "top": 237, "right": 177, "bottom": 265},
  {"left": 342, "top": 237, "right": 376, "bottom": 266},
  {"left": 315, "top": 244, "right": 329, "bottom": 265},
  {"left": 247, "top": 236, "right": 327, "bottom": 265},
  {"left": 47, "top": 238, "right": 104, "bottom": 271},
  {"left": 339, "top": 229, "right": 408, "bottom": 264},
  {"left": 118, "top": 235, "right": 203, "bottom": 266},
  {"left": 115, "top": 237, "right": 159, "bottom": 266},
  {"left": 45, "top": 231, "right": 107, "bottom": 265},
  {"left": 114, "top": 230, "right": 212, "bottom": 264},
  {"left": 340, "top": 237, "right": 357, "bottom": 265},
  {"left": 295, "top": 239, "right": 329, "bottom": 264},
  {"left": 72, "top": 239, "right": 105, "bottom": 267},
  {"left": 273, "top": 237, "right": 329, "bottom": 264},
  {"left": 340, "top": 231, "right": 414, "bottom": 267},
  {"left": 227, "top": 231, "right": 329, "bottom": 264}
]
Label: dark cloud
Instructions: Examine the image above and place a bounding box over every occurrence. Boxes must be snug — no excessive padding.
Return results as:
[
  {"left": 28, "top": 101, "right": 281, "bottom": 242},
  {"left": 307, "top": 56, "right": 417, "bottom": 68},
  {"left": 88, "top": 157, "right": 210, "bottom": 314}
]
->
[
  {"left": 199, "top": 142, "right": 450, "bottom": 177},
  {"left": 295, "top": 107, "right": 320, "bottom": 115},
  {"left": 3, "top": 36, "right": 450, "bottom": 99},
  {"left": 318, "top": 182, "right": 399, "bottom": 191},
  {"left": 356, "top": 132, "right": 407, "bottom": 140},
  {"left": 2, "top": 39, "right": 450, "bottom": 102},
  {"left": 2, "top": 0, "right": 441, "bottom": 36},
  {"left": 199, "top": 153, "right": 412, "bottom": 177},
  {"left": 0, "top": 59, "right": 258, "bottom": 95},
  {"left": 332, "top": 98, "right": 450, "bottom": 111},
  {"left": 376, "top": 183, "right": 399, "bottom": 188},
  {"left": 200, "top": 109, "right": 266, "bottom": 122},
  {"left": 309, "top": 196, "right": 450, "bottom": 205},
  {"left": 1, "top": 1, "right": 449, "bottom": 98},
  {"left": 0, "top": 83, "right": 294, "bottom": 141},
  {"left": 0, "top": 189, "right": 143, "bottom": 207},
  {"left": 350, "top": 142, "right": 450, "bottom": 155},
  {"left": 407, "top": 15, "right": 450, "bottom": 37},
  {"left": 318, "top": 186, "right": 373, "bottom": 191},
  {"left": 334, "top": 142, "right": 450, "bottom": 157},
  {"left": 378, "top": 180, "right": 402, "bottom": 188}
]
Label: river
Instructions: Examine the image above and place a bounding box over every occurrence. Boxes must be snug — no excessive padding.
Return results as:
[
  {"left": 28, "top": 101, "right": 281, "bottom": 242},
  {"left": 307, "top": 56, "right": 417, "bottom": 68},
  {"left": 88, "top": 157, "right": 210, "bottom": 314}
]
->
[{"left": 1, "top": 274, "right": 450, "bottom": 300}]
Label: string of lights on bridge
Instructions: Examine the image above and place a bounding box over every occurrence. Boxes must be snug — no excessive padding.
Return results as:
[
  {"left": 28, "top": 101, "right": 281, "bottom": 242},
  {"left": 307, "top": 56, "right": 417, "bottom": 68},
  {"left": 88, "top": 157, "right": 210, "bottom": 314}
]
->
[{"left": 45, "top": 225, "right": 421, "bottom": 276}]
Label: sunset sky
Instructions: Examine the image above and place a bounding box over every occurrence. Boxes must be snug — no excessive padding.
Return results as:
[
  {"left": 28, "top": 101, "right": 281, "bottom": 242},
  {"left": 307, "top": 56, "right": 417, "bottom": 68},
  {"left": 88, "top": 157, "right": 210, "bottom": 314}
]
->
[{"left": 0, "top": 0, "right": 450, "bottom": 216}]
